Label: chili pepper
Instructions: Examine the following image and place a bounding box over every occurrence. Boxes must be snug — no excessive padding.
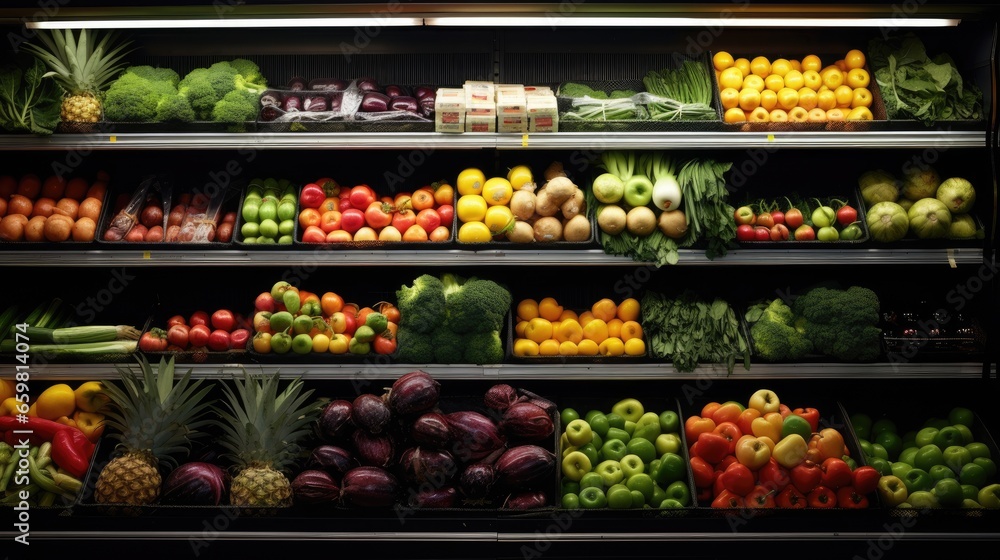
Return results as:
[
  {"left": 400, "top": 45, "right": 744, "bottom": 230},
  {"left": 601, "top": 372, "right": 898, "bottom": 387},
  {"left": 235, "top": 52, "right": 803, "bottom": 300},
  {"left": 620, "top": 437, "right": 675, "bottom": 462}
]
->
[
  {"left": 50, "top": 427, "right": 94, "bottom": 480},
  {"left": 27, "top": 447, "right": 73, "bottom": 499},
  {"left": 49, "top": 469, "right": 83, "bottom": 494},
  {"left": 0, "top": 416, "right": 71, "bottom": 446}
]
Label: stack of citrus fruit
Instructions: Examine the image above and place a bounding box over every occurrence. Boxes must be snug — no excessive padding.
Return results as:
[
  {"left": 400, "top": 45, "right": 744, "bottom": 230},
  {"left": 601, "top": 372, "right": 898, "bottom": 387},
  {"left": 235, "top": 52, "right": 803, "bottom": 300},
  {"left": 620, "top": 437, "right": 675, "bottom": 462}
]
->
[
  {"left": 713, "top": 49, "right": 875, "bottom": 124},
  {"left": 512, "top": 296, "right": 646, "bottom": 358}
]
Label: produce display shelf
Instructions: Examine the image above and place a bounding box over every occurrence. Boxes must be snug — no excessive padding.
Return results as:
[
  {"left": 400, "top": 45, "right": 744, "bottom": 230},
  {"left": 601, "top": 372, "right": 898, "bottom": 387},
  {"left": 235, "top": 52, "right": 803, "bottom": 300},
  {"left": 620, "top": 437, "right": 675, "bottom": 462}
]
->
[
  {"left": 0, "top": 129, "right": 986, "bottom": 150},
  {"left": 0, "top": 247, "right": 985, "bottom": 267},
  {"left": 23, "top": 362, "right": 993, "bottom": 381}
]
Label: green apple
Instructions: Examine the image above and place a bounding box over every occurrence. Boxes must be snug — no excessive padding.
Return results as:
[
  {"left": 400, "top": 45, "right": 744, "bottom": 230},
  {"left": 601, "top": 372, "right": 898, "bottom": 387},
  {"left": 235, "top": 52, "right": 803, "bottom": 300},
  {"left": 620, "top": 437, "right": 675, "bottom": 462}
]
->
[
  {"left": 595, "top": 460, "right": 624, "bottom": 487},
  {"left": 781, "top": 415, "right": 812, "bottom": 441},
  {"left": 965, "top": 442, "right": 991, "bottom": 459},
  {"left": 606, "top": 483, "right": 633, "bottom": 509},
  {"left": 942, "top": 445, "right": 973, "bottom": 473},
  {"left": 611, "top": 398, "right": 645, "bottom": 423},
  {"left": 961, "top": 484, "right": 980, "bottom": 500},
  {"left": 901, "top": 430, "right": 917, "bottom": 449},
  {"left": 902, "top": 468, "right": 933, "bottom": 493},
  {"left": 913, "top": 444, "right": 944, "bottom": 472},
  {"left": 655, "top": 433, "right": 682, "bottom": 455},
  {"left": 858, "top": 439, "right": 874, "bottom": 458},
  {"left": 748, "top": 389, "right": 781, "bottom": 414},
  {"left": 589, "top": 413, "right": 610, "bottom": 439},
  {"left": 974, "top": 457, "right": 997, "bottom": 478},
  {"left": 561, "top": 493, "right": 580, "bottom": 509},
  {"left": 561, "top": 479, "right": 581, "bottom": 496},
  {"left": 875, "top": 431, "right": 904, "bottom": 461},
  {"left": 591, "top": 432, "right": 603, "bottom": 451},
  {"left": 952, "top": 424, "right": 974, "bottom": 445},
  {"left": 585, "top": 409, "right": 605, "bottom": 423},
  {"left": 626, "top": 473, "right": 655, "bottom": 504},
  {"left": 977, "top": 483, "right": 1000, "bottom": 508},
  {"left": 623, "top": 421, "right": 637, "bottom": 436},
  {"left": 633, "top": 412, "right": 662, "bottom": 442},
  {"left": 907, "top": 490, "right": 939, "bottom": 509},
  {"left": 561, "top": 408, "right": 580, "bottom": 427},
  {"left": 651, "top": 452, "right": 686, "bottom": 486},
  {"left": 923, "top": 417, "right": 949, "bottom": 430},
  {"left": 850, "top": 413, "right": 873, "bottom": 440},
  {"left": 914, "top": 427, "right": 939, "bottom": 448},
  {"left": 931, "top": 478, "right": 963, "bottom": 507},
  {"left": 659, "top": 410, "right": 680, "bottom": 434},
  {"left": 877, "top": 475, "right": 908, "bottom": 506},
  {"left": 605, "top": 427, "right": 630, "bottom": 445},
  {"left": 579, "top": 486, "right": 607, "bottom": 508},
  {"left": 620, "top": 454, "right": 644, "bottom": 478},
  {"left": 626, "top": 437, "right": 657, "bottom": 464},
  {"left": 932, "top": 426, "right": 964, "bottom": 449},
  {"left": 890, "top": 461, "right": 913, "bottom": 479},
  {"left": 665, "top": 480, "right": 691, "bottom": 506},
  {"left": 871, "top": 418, "right": 897, "bottom": 439},
  {"left": 948, "top": 406, "right": 975, "bottom": 428},
  {"left": 578, "top": 443, "right": 600, "bottom": 468},
  {"left": 601, "top": 439, "right": 628, "bottom": 462},
  {"left": 869, "top": 457, "right": 892, "bottom": 476},
  {"left": 562, "top": 451, "right": 593, "bottom": 481},
  {"left": 959, "top": 463, "right": 988, "bottom": 487},
  {"left": 565, "top": 419, "right": 594, "bottom": 446},
  {"left": 622, "top": 176, "right": 653, "bottom": 208},
  {"left": 652, "top": 484, "right": 667, "bottom": 507},
  {"left": 842, "top": 455, "right": 858, "bottom": 470},
  {"left": 961, "top": 498, "right": 984, "bottom": 508},
  {"left": 630, "top": 490, "right": 646, "bottom": 508},
  {"left": 659, "top": 498, "right": 685, "bottom": 508},
  {"left": 871, "top": 443, "right": 889, "bottom": 461},
  {"left": 898, "top": 446, "right": 919, "bottom": 466},
  {"left": 606, "top": 413, "right": 625, "bottom": 430},
  {"left": 928, "top": 464, "right": 955, "bottom": 482},
  {"left": 579, "top": 472, "right": 604, "bottom": 491}
]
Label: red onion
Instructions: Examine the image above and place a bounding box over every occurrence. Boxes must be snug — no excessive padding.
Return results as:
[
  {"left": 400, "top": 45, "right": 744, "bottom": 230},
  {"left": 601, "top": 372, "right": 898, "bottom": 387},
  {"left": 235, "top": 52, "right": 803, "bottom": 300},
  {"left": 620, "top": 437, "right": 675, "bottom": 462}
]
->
[
  {"left": 291, "top": 470, "right": 340, "bottom": 504},
  {"left": 445, "top": 410, "right": 506, "bottom": 463},
  {"left": 501, "top": 402, "right": 554, "bottom": 441},
  {"left": 409, "top": 486, "right": 457, "bottom": 508},
  {"left": 399, "top": 447, "right": 457, "bottom": 486},
  {"left": 160, "top": 462, "right": 228, "bottom": 506},
  {"left": 386, "top": 371, "right": 440, "bottom": 416},
  {"left": 352, "top": 430, "right": 394, "bottom": 468},
  {"left": 494, "top": 445, "right": 556, "bottom": 488},
  {"left": 458, "top": 463, "right": 495, "bottom": 500},
  {"left": 352, "top": 393, "right": 392, "bottom": 434},
  {"left": 341, "top": 466, "right": 399, "bottom": 508},
  {"left": 504, "top": 490, "right": 549, "bottom": 510},
  {"left": 517, "top": 388, "right": 558, "bottom": 418},
  {"left": 411, "top": 412, "right": 451, "bottom": 448},
  {"left": 484, "top": 384, "right": 520, "bottom": 411},
  {"left": 309, "top": 445, "right": 357, "bottom": 477},
  {"left": 318, "top": 399, "right": 353, "bottom": 441}
]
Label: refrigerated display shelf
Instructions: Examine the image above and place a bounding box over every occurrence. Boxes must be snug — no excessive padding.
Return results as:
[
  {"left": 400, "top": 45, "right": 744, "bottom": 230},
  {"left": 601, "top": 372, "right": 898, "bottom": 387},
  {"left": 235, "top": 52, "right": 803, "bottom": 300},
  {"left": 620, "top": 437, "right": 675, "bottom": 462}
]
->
[{"left": 0, "top": 247, "right": 984, "bottom": 266}]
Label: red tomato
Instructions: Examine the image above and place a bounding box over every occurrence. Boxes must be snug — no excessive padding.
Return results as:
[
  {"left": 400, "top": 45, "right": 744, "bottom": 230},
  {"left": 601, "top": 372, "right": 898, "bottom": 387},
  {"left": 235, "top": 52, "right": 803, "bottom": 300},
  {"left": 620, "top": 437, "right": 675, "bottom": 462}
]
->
[
  {"left": 139, "top": 329, "right": 169, "bottom": 352},
  {"left": 166, "top": 324, "right": 190, "bottom": 349},
  {"left": 403, "top": 224, "right": 428, "bottom": 242},
  {"left": 429, "top": 225, "right": 450, "bottom": 242},
  {"left": 392, "top": 209, "right": 416, "bottom": 232},
  {"left": 188, "top": 324, "right": 211, "bottom": 347},
  {"left": 189, "top": 310, "right": 210, "bottom": 327},
  {"left": 393, "top": 192, "right": 412, "bottom": 210},
  {"left": 338, "top": 197, "right": 353, "bottom": 212},
  {"left": 436, "top": 204, "right": 454, "bottom": 226},
  {"left": 320, "top": 210, "right": 342, "bottom": 233},
  {"left": 379, "top": 302, "right": 401, "bottom": 324},
  {"left": 299, "top": 183, "right": 326, "bottom": 209},
  {"left": 211, "top": 309, "right": 236, "bottom": 331},
  {"left": 365, "top": 201, "right": 393, "bottom": 229},
  {"left": 166, "top": 315, "right": 187, "bottom": 328},
  {"left": 411, "top": 188, "right": 435, "bottom": 211},
  {"left": 415, "top": 208, "right": 441, "bottom": 233},
  {"left": 433, "top": 182, "right": 454, "bottom": 206},
  {"left": 207, "top": 329, "right": 231, "bottom": 352},
  {"left": 341, "top": 208, "right": 366, "bottom": 234},
  {"left": 349, "top": 185, "right": 376, "bottom": 209},
  {"left": 373, "top": 334, "right": 397, "bottom": 355},
  {"left": 302, "top": 225, "right": 327, "bottom": 244},
  {"left": 229, "top": 328, "right": 251, "bottom": 349},
  {"left": 325, "top": 230, "right": 353, "bottom": 243},
  {"left": 380, "top": 196, "right": 394, "bottom": 205},
  {"left": 298, "top": 208, "right": 322, "bottom": 230},
  {"left": 318, "top": 197, "right": 339, "bottom": 213}
]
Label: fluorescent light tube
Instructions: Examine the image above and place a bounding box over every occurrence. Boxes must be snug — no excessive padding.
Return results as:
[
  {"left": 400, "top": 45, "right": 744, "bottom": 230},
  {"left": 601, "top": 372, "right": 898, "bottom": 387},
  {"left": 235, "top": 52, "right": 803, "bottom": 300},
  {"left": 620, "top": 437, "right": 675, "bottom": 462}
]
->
[
  {"left": 424, "top": 16, "right": 960, "bottom": 28},
  {"left": 27, "top": 17, "right": 424, "bottom": 30}
]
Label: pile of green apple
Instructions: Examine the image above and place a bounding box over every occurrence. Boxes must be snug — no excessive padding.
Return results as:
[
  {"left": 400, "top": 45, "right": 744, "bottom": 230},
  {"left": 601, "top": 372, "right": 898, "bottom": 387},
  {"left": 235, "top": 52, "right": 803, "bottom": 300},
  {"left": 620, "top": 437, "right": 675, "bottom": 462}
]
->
[
  {"left": 686, "top": 389, "right": 878, "bottom": 509},
  {"left": 853, "top": 406, "right": 999, "bottom": 509},
  {"left": 559, "top": 398, "right": 690, "bottom": 509}
]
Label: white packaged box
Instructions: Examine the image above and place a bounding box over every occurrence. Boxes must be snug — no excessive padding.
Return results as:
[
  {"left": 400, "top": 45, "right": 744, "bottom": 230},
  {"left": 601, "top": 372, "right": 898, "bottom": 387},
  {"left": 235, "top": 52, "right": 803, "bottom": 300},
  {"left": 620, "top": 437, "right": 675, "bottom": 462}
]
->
[
  {"left": 529, "top": 114, "right": 559, "bottom": 133},
  {"left": 434, "top": 88, "right": 466, "bottom": 112},
  {"left": 498, "top": 113, "right": 528, "bottom": 133},
  {"left": 465, "top": 114, "right": 496, "bottom": 133},
  {"left": 526, "top": 94, "right": 558, "bottom": 117},
  {"left": 435, "top": 110, "right": 465, "bottom": 133}
]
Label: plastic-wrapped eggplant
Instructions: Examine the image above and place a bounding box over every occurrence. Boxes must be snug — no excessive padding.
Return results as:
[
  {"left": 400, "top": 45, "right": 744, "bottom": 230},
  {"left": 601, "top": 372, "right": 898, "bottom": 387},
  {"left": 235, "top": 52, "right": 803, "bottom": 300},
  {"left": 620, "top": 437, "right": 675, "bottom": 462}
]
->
[
  {"left": 413, "top": 86, "right": 436, "bottom": 100},
  {"left": 103, "top": 179, "right": 152, "bottom": 241},
  {"left": 260, "top": 90, "right": 283, "bottom": 107},
  {"left": 259, "top": 105, "right": 283, "bottom": 122},
  {"left": 360, "top": 92, "right": 391, "bottom": 112},
  {"left": 287, "top": 76, "right": 307, "bottom": 91},
  {"left": 303, "top": 94, "right": 329, "bottom": 112},
  {"left": 283, "top": 95, "right": 302, "bottom": 112},
  {"left": 329, "top": 91, "right": 343, "bottom": 112},
  {"left": 384, "top": 85, "right": 409, "bottom": 98},
  {"left": 390, "top": 96, "right": 419, "bottom": 113},
  {"left": 356, "top": 77, "right": 380, "bottom": 92},
  {"left": 309, "top": 78, "right": 348, "bottom": 91},
  {"left": 419, "top": 95, "right": 436, "bottom": 118}
]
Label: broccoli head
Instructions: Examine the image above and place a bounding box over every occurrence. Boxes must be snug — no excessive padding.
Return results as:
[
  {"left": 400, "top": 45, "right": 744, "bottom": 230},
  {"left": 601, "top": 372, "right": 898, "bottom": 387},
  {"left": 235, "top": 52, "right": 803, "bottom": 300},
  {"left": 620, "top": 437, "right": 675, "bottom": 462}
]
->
[
  {"left": 229, "top": 58, "right": 267, "bottom": 90},
  {"left": 442, "top": 274, "right": 512, "bottom": 334},
  {"left": 155, "top": 93, "right": 195, "bottom": 122},
  {"left": 394, "top": 325, "right": 434, "bottom": 363},
  {"left": 179, "top": 70, "right": 220, "bottom": 120},
  {"left": 123, "top": 65, "right": 180, "bottom": 91},
  {"left": 432, "top": 329, "right": 466, "bottom": 363},
  {"left": 750, "top": 316, "right": 812, "bottom": 362},
  {"left": 463, "top": 330, "right": 504, "bottom": 364},
  {"left": 396, "top": 274, "right": 446, "bottom": 333},
  {"left": 103, "top": 73, "right": 160, "bottom": 122},
  {"left": 212, "top": 89, "right": 257, "bottom": 128},
  {"left": 791, "top": 285, "right": 882, "bottom": 361}
]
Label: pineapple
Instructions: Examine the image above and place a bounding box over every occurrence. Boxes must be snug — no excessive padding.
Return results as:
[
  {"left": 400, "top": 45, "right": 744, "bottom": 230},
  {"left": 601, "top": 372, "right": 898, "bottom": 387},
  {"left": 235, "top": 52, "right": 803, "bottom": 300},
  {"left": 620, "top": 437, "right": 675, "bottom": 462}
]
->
[
  {"left": 22, "top": 29, "right": 132, "bottom": 123},
  {"left": 216, "top": 370, "right": 319, "bottom": 507},
  {"left": 95, "top": 356, "right": 214, "bottom": 505}
]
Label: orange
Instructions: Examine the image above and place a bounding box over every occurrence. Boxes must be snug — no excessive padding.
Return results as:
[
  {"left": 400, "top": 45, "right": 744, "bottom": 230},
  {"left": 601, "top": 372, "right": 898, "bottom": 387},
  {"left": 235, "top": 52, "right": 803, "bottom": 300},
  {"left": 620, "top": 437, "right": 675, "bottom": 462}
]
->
[
  {"left": 598, "top": 337, "right": 625, "bottom": 357},
  {"left": 591, "top": 298, "right": 617, "bottom": 322},
  {"left": 524, "top": 317, "right": 553, "bottom": 343},
  {"left": 559, "top": 309, "right": 579, "bottom": 322},
  {"left": 802, "top": 70, "right": 822, "bottom": 91},
  {"left": 741, "top": 74, "right": 765, "bottom": 93},
  {"left": 517, "top": 298, "right": 539, "bottom": 321},
  {"left": 738, "top": 88, "right": 761, "bottom": 111},
  {"left": 783, "top": 70, "right": 804, "bottom": 90},
  {"left": 749, "top": 56, "right": 771, "bottom": 77},
  {"left": 720, "top": 87, "right": 741, "bottom": 110},
  {"left": 607, "top": 318, "right": 624, "bottom": 339},
  {"left": 321, "top": 292, "right": 344, "bottom": 315},
  {"left": 844, "top": 49, "right": 866, "bottom": 70},
  {"left": 616, "top": 298, "right": 640, "bottom": 321},
  {"left": 834, "top": 85, "right": 854, "bottom": 107},
  {"left": 713, "top": 51, "right": 735, "bottom": 71},
  {"left": 770, "top": 58, "right": 792, "bottom": 77},
  {"left": 801, "top": 54, "right": 822, "bottom": 72},
  {"left": 539, "top": 339, "right": 561, "bottom": 356},
  {"left": 760, "top": 89, "right": 778, "bottom": 111},
  {"left": 555, "top": 320, "right": 583, "bottom": 344},
  {"left": 538, "top": 297, "right": 563, "bottom": 321},
  {"left": 558, "top": 341, "right": 579, "bottom": 356},
  {"left": 624, "top": 338, "right": 646, "bottom": 357},
  {"left": 620, "top": 321, "right": 643, "bottom": 342},
  {"left": 582, "top": 319, "right": 609, "bottom": 344},
  {"left": 577, "top": 339, "right": 599, "bottom": 356},
  {"left": 846, "top": 68, "right": 870, "bottom": 89},
  {"left": 748, "top": 107, "right": 770, "bottom": 122},
  {"left": 724, "top": 107, "right": 747, "bottom": 123},
  {"left": 513, "top": 338, "right": 540, "bottom": 357}
]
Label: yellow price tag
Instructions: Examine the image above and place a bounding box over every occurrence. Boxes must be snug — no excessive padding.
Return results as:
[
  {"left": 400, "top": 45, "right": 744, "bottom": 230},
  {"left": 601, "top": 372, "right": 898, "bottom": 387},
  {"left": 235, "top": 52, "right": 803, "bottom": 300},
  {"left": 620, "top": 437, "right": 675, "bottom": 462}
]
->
[
  {"left": 521, "top": 134, "right": 529, "bottom": 147},
  {"left": 109, "top": 135, "right": 117, "bottom": 143},
  {"left": 143, "top": 251, "right": 151, "bottom": 260},
  {"left": 767, "top": 134, "right": 775, "bottom": 142}
]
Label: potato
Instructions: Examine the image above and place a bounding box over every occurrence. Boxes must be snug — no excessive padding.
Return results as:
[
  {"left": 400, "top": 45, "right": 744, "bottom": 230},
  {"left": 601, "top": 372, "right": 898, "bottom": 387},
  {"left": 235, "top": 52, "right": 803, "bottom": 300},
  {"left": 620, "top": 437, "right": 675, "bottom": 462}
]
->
[
  {"left": 658, "top": 209, "right": 688, "bottom": 239},
  {"left": 544, "top": 160, "right": 567, "bottom": 182},
  {"left": 562, "top": 214, "right": 591, "bottom": 242},
  {"left": 560, "top": 189, "right": 585, "bottom": 219},
  {"left": 533, "top": 216, "right": 563, "bottom": 242},
  {"left": 506, "top": 220, "right": 535, "bottom": 243},
  {"left": 510, "top": 189, "right": 536, "bottom": 221},
  {"left": 534, "top": 190, "right": 560, "bottom": 217},
  {"left": 597, "top": 205, "right": 627, "bottom": 235},
  {"left": 626, "top": 206, "right": 657, "bottom": 237},
  {"left": 542, "top": 176, "right": 577, "bottom": 205}
]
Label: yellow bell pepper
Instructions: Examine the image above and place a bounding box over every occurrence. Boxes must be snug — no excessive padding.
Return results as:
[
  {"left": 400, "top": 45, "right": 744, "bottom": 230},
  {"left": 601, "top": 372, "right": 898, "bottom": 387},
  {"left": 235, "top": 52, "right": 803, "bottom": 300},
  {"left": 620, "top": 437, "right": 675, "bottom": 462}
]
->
[{"left": 73, "top": 410, "right": 106, "bottom": 443}]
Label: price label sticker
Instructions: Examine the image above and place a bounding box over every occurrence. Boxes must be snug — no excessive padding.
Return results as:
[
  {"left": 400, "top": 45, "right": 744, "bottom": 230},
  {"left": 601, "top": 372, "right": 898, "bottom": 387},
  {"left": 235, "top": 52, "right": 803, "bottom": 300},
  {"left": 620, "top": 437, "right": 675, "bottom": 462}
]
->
[
  {"left": 767, "top": 134, "right": 775, "bottom": 142},
  {"left": 947, "top": 248, "right": 957, "bottom": 268},
  {"left": 143, "top": 251, "right": 151, "bottom": 260},
  {"left": 521, "top": 134, "right": 529, "bottom": 147},
  {"left": 109, "top": 136, "right": 117, "bottom": 143}
]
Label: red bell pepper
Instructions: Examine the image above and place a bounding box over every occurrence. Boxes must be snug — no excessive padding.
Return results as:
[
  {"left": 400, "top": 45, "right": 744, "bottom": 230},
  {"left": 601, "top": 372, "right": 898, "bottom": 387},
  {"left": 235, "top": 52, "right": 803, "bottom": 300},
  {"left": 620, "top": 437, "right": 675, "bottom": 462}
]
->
[
  {"left": 837, "top": 486, "right": 870, "bottom": 509},
  {"left": 0, "top": 415, "right": 71, "bottom": 446},
  {"left": 776, "top": 486, "right": 807, "bottom": 509},
  {"left": 792, "top": 407, "right": 821, "bottom": 433},
  {"left": 50, "top": 426, "right": 95, "bottom": 480},
  {"left": 807, "top": 485, "right": 837, "bottom": 508},
  {"left": 711, "top": 489, "right": 745, "bottom": 508},
  {"left": 852, "top": 466, "right": 881, "bottom": 496},
  {"left": 745, "top": 485, "right": 777, "bottom": 508}
]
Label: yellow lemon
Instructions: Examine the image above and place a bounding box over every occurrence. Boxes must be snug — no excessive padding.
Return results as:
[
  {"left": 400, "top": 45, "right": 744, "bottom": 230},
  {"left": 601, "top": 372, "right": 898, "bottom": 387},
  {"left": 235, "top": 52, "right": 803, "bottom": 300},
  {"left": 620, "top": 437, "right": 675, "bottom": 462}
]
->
[
  {"left": 720, "top": 87, "right": 740, "bottom": 110},
  {"left": 760, "top": 89, "right": 778, "bottom": 111},
  {"left": 539, "top": 339, "right": 561, "bottom": 356},
  {"left": 783, "top": 69, "right": 804, "bottom": 90},
  {"left": 624, "top": 338, "right": 646, "bottom": 357},
  {"left": 719, "top": 67, "right": 744, "bottom": 90},
  {"left": 770, "top": 58, "right": 792, "bottom": 77},
  {"left": 598, "top": 337, "right": 625, "bottom": 357},
  {"left": 577, "top": 339, "right": 599, "bottom": 356},
  {"left": 524, "top": 317, "right": 553, "bottom": 343}
]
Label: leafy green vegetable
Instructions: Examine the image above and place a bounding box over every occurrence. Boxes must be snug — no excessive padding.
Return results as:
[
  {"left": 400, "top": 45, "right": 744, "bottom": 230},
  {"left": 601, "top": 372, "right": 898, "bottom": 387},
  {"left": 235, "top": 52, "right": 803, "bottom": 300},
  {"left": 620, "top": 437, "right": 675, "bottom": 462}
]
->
[
  {"left": 0, "top": 58, "right": 61, "bottom": 135},
  {"left": 868, "top": 33, "right": 983, "bottom": 124},
  {"left": 642, "top": 59, "right": 717, "bottom": 121},
  {"left": 641, "top": 290, "right": 750, "bottom": 373}
]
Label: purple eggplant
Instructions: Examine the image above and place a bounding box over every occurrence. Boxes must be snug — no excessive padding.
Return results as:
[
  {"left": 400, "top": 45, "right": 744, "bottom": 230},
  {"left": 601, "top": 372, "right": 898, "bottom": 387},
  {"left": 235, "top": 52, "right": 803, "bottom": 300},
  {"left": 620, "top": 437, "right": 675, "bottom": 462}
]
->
[
  {"left": 259, "top": 105, "right": 283, "bottom": 122},
  {"left": 390, "top": 96, "right": 419, "bottom": 113},
  {"left": 309, "top": 78, "right": 348, "bottom": 91},
  {"left": 356, "top": 77, "right": 380, "bottom": 92},
  {"left": 260, "top": 90, "right": 283, "bottom": 107},
  {"left": 419, "top": 96, "right": 436, "bottom": 118},
  {"left": 160, "top": 462, "right": 229, "bottom": 506},
  {"left": 360, "top": 92, "right": 391, "bottom": 113},
  {"left": 303, "top": 94, "right": 329, "bottom": 112},
  {"left": 384, "top": 85, "right": 409, "bottom": 98},
  {"left": 329, "top": 91, "right": 344, "bottom": 112},
  {"left": 413, "top": 86, "right": 436, "bottom": 100},
  {"left": 287, "top": 77, "right": 307, "bottom": 91},
  {"left": 283, "top": 95, "right": 302, "bottom": 112}
]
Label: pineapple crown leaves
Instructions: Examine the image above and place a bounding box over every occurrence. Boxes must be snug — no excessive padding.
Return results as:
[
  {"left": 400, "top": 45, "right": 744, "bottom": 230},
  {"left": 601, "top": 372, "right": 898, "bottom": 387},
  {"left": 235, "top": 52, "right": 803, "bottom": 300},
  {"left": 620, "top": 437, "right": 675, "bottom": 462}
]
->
[
  {"left": 22, "top": 29, "right": 133, "bottom": 93},
  {"left": 102, "top": 355, "right": 215, "bottom": 468},
  {"left": 214, "top": 369, "right": 321, "bottom": 473}
]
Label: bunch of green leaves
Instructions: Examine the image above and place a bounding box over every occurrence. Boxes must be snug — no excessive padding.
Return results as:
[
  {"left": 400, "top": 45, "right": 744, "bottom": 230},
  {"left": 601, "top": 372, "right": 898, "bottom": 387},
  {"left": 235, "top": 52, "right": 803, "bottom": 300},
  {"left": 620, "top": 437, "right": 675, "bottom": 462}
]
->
[
  {"left": 0, "top": 57, "right": 61, "bottom": 135},
  {"left": 678, "top": 158, "right": 736, "bottom": 259},
  {"left": 640, "top": 289, "right": 750, "bottom": 373},
  {"left": 868, "top": 33, "right": 983, "bottom": 124},
  {"left": 642, "top": 59, "right": 717, "bottom": 121}
]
